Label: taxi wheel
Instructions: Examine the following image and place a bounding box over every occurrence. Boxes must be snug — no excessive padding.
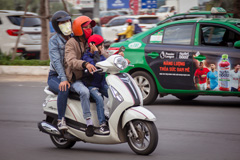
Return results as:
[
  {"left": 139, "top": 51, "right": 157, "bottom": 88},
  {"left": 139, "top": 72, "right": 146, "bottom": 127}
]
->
[{"left": 131, "top": 71, "right": 158, "bottom": 105}]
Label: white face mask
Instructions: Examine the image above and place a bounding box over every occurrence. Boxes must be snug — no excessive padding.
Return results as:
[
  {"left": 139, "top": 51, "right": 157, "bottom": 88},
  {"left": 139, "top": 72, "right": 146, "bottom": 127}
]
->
[{"left": 58, "top": 21, "right": 72, "bottom": 36}]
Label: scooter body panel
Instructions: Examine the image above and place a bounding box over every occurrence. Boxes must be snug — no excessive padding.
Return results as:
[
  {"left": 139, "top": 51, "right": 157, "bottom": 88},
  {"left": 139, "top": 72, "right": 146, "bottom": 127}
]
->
[{"left": 122, "top": 106, "right": 156, "bottom": 128}]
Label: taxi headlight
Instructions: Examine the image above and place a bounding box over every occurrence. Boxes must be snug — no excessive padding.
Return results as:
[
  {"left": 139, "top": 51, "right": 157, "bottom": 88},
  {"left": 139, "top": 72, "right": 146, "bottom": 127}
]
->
[{"left": 114, "top": 56, "right": 128, "bottom": 70}]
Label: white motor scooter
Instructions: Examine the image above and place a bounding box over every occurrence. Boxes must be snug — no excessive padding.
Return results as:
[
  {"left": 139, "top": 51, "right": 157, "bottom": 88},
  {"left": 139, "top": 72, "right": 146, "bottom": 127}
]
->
[{"left": 38, "top": 55, "right": 158, "bottom": 155}]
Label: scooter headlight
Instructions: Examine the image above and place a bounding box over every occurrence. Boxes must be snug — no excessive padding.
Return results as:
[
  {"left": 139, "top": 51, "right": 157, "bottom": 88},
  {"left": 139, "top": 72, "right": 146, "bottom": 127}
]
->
[
  {"left": 109, "top": 86, "right": 123, "bottom": 102},
  {"left": 42, "top": 100, "right": 48, "bottom": 107},
  {"left": 114, "top": 56, "right": 128, "bottom": 70}
]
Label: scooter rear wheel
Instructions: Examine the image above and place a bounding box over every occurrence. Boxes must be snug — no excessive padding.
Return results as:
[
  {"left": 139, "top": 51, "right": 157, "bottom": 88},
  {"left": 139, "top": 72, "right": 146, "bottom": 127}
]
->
[
  {"left": 127, "top": 120, "right": 158, "bottom": 155},
  {"left": 50, "top": 120, "right": 76, "bottom": 149}
]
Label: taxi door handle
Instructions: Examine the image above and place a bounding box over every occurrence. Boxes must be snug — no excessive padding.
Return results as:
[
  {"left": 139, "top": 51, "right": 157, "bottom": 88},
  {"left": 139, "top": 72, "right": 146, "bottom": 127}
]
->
[{"left": 147, "top": 52, "right": 159, "bottom": 59}]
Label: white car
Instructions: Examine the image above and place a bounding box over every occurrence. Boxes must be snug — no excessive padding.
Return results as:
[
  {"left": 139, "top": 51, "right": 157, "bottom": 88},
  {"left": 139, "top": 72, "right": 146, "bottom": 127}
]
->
[
  {"left": 156, "top": 5, "right": 175, "bottom": 20},
  {"left": 0, "top": 10, "right": 41, "bottom": 59},
  {"left": 101, "top": 15, "right": 159, "bottom": 41}
]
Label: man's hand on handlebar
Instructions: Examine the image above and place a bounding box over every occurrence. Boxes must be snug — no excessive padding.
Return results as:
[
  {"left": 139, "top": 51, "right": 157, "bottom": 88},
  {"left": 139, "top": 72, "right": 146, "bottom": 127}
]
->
[{"left": 86, "top": 63, "right": 97, "bottom": 74}]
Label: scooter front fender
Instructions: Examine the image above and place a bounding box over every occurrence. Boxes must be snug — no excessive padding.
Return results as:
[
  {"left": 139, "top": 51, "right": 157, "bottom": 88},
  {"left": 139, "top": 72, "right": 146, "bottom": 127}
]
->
[{"left": 122, "top": 106, "right": 156, "bottom": 128}]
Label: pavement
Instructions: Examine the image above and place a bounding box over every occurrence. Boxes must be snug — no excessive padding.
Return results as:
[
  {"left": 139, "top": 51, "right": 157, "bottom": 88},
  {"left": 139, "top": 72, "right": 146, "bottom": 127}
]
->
[
  {"left": 0, "top": 65, "right": 49, "bottom": 76},
  {"left": 0, "top": 74, "right": 48, "bottom": 82},
  {"left": 0, "top": 65, "right": 49, "bottom": 82}
]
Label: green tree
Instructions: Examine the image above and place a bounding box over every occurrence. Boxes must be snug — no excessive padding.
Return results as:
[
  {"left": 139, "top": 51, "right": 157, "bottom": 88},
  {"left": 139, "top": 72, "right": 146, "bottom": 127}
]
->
[{"left": 0, "top": 0, "right": 39, "bottom": 13}]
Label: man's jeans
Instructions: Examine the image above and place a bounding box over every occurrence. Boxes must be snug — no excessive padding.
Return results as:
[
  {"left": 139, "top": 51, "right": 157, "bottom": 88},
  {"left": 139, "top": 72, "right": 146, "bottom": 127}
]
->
[
  {"left": 70, "top": 80, "right": 91, "bottom": 119},
  {"left": 48, "top": 71, "right": 69, "bottom": 120},
  {"left": 88, "top": 84, "right": 108, "bottom": 125}
]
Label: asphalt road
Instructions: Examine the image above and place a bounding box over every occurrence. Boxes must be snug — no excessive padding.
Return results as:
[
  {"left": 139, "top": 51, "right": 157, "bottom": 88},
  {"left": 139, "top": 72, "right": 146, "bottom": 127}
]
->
[{"left": 0, "top": 81, "right": 240, "bottom": 160}]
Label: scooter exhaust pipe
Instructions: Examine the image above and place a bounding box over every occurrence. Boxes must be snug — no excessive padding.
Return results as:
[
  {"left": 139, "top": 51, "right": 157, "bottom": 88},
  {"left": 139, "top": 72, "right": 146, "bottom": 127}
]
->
[{"left": 38, "top": 121, "right": 61, "bottom": 136}]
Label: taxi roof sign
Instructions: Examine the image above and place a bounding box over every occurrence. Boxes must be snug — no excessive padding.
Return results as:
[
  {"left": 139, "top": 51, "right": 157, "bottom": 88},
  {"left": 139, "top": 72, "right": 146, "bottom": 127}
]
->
[{"left": 211, "top": 7, "right": 227, "bottom": 14}]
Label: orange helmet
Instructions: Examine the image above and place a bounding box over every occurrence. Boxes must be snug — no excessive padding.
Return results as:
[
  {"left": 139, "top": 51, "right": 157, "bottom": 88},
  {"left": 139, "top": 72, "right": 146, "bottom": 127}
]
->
[{"left": 72, "top": 16, "right": 96, "bottom": 36}]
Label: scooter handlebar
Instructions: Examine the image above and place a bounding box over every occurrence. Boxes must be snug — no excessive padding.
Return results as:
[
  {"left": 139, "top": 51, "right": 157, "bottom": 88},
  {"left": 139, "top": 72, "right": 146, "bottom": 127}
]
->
[{"left": 84, "top": 68, "right": 103, "bottom": 74}]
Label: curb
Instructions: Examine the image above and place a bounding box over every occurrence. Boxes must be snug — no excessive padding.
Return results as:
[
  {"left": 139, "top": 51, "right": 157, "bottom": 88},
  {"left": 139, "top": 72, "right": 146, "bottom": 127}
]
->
[{"left": 0, "top": 65, "right": 49, "bottom": 76}]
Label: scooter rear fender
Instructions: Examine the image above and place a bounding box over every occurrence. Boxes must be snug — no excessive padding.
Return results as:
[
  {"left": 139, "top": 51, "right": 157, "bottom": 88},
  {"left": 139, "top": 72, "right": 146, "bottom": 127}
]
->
[{"left": 122, "top": 106, "right": 156, "bottom": 128}]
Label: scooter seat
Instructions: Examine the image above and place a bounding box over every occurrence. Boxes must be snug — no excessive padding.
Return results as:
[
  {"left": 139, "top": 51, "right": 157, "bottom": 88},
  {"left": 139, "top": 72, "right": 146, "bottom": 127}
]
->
[
  {"left": 68, "top": 91, "right": 96, "bottom": 102},
  {"left": 46, "top": 86, "right": 96, "bottom": 102}
]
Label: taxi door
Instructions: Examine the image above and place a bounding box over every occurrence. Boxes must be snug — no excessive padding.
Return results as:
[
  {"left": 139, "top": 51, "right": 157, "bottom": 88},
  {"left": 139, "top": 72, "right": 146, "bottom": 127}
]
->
[{"left": 144, "top": 23, "right": 196, "bottom": 90}]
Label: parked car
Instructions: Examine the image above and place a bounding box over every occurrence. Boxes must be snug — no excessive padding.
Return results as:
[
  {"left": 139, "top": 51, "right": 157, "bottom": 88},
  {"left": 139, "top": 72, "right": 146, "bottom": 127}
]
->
[
  {"left": 107, "top": 17, "right": 240, "bottom": 104},
  {"left": 100, "top": 11, "right": 120, "bottom": 25},
  {"left": 102, "top": 15, "right": 160, "bottom": 41},
  {"left": 157, "top": 7, "right": 232, "bottom": 25},
  {"left": 0, "top": 10, "right": 41, "bottom": 59}
]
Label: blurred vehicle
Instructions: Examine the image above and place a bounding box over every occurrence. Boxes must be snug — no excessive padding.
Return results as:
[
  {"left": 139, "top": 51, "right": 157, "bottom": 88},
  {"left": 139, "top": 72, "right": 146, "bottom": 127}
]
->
[
  {"left": 156, "top": 0, "right": 198, "bottom": 20},
  {"left": 0, "top": 10, "right": 41, "bottom": 59},
  {"left": 156, "top": 5, "right": 175, "bottom": 20},
  {"left": 139, "top": 9, "right": 157, "bottom": 15},
  {"left": 115, "top": 9, "right": 132, "bottom": 15},
  {"left": 157, "top": 7, "right": 232, "bottom": 25},
  {"left": 100, "top": 11, "right": 120, "bottom": 25},
  {"left": 108, "top": 16, "right": 240, "bottom": 104},
  {"left": 102, "top": 15, "right": 160, "bottom": 42}
]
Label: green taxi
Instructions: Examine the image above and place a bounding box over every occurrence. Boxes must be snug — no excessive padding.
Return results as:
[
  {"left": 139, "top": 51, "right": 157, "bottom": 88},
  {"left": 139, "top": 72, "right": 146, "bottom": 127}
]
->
[{"left": 107, "top": 18, "right": 240, "bottom": 104}]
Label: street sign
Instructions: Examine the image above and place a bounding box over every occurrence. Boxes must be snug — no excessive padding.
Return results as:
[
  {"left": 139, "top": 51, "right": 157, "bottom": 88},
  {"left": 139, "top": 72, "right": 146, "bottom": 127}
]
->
[
  {"left": 68, "top": 0, "right": 94, "bottom": 9},
  {"left": 129, "top": 0, "right": 139, "bottom": 15},
  {"left": 107, "top": 0, "right": 130, "bottom": 10},
  {"left": 141, "top": 0, "right": 157, "bottom": 9}
]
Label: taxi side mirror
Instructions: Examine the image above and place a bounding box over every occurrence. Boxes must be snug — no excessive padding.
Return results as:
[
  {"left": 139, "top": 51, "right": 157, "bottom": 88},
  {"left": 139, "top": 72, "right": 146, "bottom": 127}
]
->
[{"left": 234, "top": 40, "right": 240, "bottom": 48}]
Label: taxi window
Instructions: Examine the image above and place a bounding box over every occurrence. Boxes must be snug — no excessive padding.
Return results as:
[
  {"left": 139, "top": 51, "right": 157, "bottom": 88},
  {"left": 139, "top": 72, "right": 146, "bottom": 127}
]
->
[
  {"left": 200, "top": 25, "right": 240, "bottom": 47},
  {"left": 163, "top": 24, "right": 194, "bottom": 45}
]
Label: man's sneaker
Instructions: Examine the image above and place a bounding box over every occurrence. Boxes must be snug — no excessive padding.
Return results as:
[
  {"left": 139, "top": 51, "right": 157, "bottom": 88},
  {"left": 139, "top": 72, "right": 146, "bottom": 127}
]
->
[
  {"left": 99, "top": 124, "right": 110, "bottom": 134},
  {"left": 57, "top": 118, "right": 68, "bottom": 130},
  {"left": 85, "top": 125, "right": 94, "bottom": 137}
]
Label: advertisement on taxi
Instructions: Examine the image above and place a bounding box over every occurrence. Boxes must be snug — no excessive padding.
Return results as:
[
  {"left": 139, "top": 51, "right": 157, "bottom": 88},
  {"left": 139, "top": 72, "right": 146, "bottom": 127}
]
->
[
  {"left": 150, "top": 50, "right": 240, "bottom": 92},
  {"left": 193, "top": 53, "right": 240, "bottom": 92}
]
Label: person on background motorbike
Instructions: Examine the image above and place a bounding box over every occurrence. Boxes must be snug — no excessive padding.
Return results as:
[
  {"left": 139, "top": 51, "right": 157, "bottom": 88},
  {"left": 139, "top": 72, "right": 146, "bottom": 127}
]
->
[
  {"left": 47, "top": 10, "right": 72, "bottom": 130},
  {"left": 117, "top": 19, "right": 134, "bottom": 40},
  {"left": 133, "top": 19, "right": 142, "bottom": 34},
  {"left": 92, "top": 18, "right": 102, "bottom": 36},
  {"left": 82, "top": 34, "right": 109, "bottom": 134},
  {"left": 64, "top": 16, "right": 97, "bottom": 137}
]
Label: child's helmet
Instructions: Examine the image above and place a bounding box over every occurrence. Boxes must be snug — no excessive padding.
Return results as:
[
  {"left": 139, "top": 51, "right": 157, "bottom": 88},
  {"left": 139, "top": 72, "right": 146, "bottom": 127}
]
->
[{"left": 88, "top": 34, "right": 104, "bottom": 47}]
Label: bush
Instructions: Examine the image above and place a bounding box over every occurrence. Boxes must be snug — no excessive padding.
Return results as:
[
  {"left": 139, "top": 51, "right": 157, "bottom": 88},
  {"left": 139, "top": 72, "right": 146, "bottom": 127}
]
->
[
  {"left": 0, "top": 59, "right": 50, "bottom": 66},
  {"left": 0, "top": 51, "right": 50, "bottom": 66}
]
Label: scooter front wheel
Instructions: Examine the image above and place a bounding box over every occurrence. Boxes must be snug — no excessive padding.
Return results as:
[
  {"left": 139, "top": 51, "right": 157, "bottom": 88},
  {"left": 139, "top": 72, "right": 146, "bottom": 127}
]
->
[
  {"left": 127, "top": 120, "right": 158, "bottom": 155},
  {"left": 50, "top": 119, "right": 76, "bottom": 149}
]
